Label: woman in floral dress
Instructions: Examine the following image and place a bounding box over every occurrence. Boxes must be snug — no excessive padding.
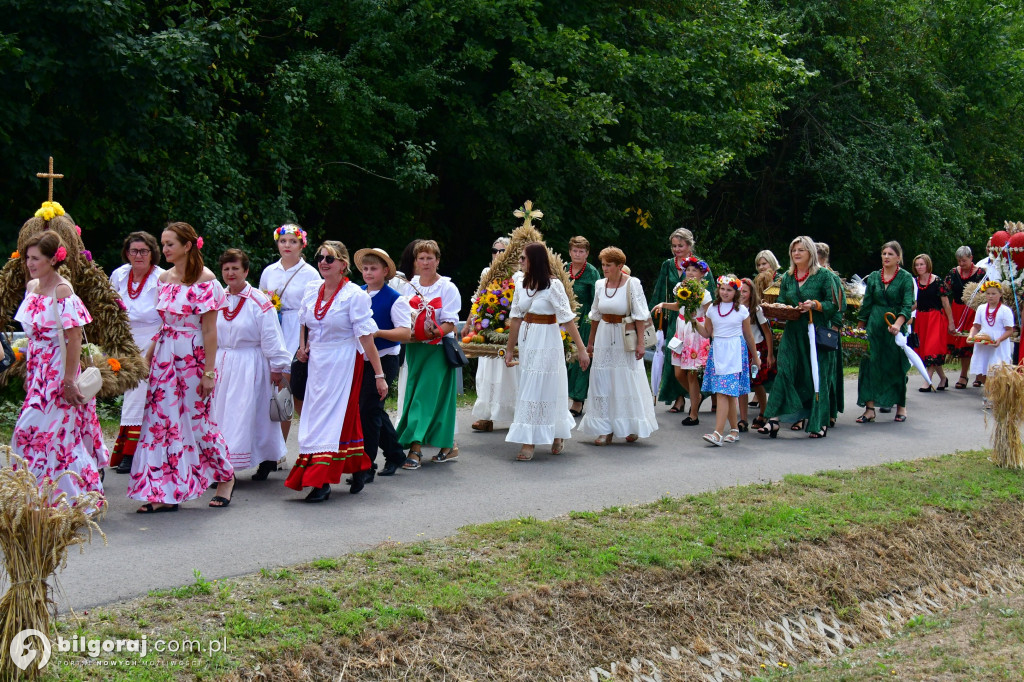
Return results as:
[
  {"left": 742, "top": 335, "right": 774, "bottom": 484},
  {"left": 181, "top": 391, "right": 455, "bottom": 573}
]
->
[
  {"left": 128, "top": 222, "right": 235, "bottom": 512},
  {"left": 11, "top": 231, "right": 108, "bottom": 504}
]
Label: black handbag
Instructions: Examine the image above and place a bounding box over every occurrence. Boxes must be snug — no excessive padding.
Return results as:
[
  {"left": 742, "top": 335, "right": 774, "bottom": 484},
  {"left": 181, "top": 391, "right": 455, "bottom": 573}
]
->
[
  {"left": 809, "top": 309, "right": 840, "bottom": 351},
  {"left": 0, "top": 333, "right": 14, "bottom": 372},
  {"left": 290, "top": 325, "right": 308, "bottom": 401},
  {"left": 907, "top": 331, "right": 920, "bottom": 349},
  {"left": 441, "top": 335, "right": 469, "bottom": 368}
]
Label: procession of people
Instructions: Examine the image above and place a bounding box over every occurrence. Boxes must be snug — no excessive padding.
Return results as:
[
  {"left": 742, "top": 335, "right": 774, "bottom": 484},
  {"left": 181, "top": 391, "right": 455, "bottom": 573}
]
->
[{"left": 4, "top": 191, "right": 1013, "bottom": 511}]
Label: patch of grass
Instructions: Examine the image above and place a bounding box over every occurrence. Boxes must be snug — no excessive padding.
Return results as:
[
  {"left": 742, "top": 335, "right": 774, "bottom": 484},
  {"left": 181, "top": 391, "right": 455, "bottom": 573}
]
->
[{"left": 45, "top": 449, "right": 1024, "bottom": 680}]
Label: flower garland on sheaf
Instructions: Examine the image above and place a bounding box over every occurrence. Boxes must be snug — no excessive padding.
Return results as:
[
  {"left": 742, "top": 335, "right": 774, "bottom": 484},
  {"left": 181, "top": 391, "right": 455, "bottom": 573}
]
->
[
  {"left": 673, "top": 279, "right": 707, "bottom": 323},
  {"left": 466, "top": 277, "right": 515, "bottom": 343}
]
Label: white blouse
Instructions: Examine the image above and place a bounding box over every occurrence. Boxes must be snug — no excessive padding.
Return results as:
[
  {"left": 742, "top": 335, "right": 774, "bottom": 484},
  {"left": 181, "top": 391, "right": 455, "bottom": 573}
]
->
[
  {"left": 399, "top": 275, "right": 462, "bottom": 337},
  {"left": 510, "top": 278, "right": 575, "bottom": 323},
  {"left": 110, "top": 263, "right": 165, "bottom": 336},
  {"left": 589, "top": 276, "right": 651, "bottom": 322},
  {"left": 298, "top": 280, "right": 378, "bottom": 347},
  {"left": 217, "top": 284, "right": 291, "bottom": 371},
  {"left": 259, "top": 259, "right": 321, "bottom": 312}
]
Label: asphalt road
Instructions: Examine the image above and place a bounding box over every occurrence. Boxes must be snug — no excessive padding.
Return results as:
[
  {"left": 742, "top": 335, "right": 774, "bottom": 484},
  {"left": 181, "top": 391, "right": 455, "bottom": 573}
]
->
[{"left": 49, "top": 377, "right": 990, "bottom": 611}]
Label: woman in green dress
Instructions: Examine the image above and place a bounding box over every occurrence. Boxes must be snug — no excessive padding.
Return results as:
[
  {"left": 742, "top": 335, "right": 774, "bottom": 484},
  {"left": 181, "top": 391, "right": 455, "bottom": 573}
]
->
[
  {"left": 855, "top": 241, "right": 914, "bottom": 423},
  {"left": 760, "top": 236, "right": 840, "bottom": 438},
  {"left": 816, "top": 242, "right": 847, "bottom": 426},
  {"left": 649, "top": 227, "right": 714, "bottom": 411},
  {"left": 566, "top": 235, "right": 600, "bottom": 416}
]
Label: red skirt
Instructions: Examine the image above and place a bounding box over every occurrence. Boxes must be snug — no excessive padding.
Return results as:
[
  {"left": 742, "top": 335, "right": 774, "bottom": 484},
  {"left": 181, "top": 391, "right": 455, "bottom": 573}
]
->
[
  {"left": 947, "top": 302, "right": 975, "bottom": 357},
  {"left": 751, "top": 338, "right": 777, "bottom": 387},
  {"left": 109, "top": 425, "right": 142, "bottom": 466},
  {"left": 285, "top": 361, "right": 372, "bottom": 491},
  {"left": 915, "top": 309, "right": 948, "bottom": 366}
]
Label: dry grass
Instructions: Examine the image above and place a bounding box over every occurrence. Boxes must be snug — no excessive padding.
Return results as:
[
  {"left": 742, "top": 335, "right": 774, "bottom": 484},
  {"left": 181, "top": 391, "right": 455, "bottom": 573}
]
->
[{"left": 984, "top": 363, "right": 1024, "bottom": 468}]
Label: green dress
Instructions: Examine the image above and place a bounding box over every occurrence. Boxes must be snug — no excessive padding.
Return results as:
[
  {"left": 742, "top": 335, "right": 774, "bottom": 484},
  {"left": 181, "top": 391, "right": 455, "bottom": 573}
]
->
[
  {"left": 857, "top": 269, "right": 914, "bottom": 409},
  {"left": 823, "top": 268, "right": 847, "bottom": 420},
  {"left": 567, "top": 262, "right": 600, "bottom": 402},
  {"left": 650, "top": 258, "right": 714, "bottom": 404},
  {"left": 764, "top": 269, "right": 840, "bottom": 433}
]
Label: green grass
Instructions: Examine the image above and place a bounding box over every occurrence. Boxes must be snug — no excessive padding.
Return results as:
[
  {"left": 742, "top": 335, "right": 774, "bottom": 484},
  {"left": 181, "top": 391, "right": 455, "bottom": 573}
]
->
[{"left": 40, "top": 449, "right": 1024, "bottom": 680}]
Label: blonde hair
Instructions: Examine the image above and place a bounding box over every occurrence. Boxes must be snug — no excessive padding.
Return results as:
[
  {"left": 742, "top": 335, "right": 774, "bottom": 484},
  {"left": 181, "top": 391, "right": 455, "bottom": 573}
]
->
[
  {"left": 317, "top": 240, "right": 351, "bottom": 274},
  {"left": 787, "top": 236, "right": 820, "bottom": 277},
  {"left": 669, "top": 228, "right": 694, "bottom": 247},
  {"left": 755, "top": 249, "right": 779, "bottom": 272}
]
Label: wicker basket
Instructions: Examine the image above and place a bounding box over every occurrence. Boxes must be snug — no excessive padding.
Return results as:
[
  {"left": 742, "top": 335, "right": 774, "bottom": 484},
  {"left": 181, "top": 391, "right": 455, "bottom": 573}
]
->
[{"left": 762, "top": 303, "right": 802, "bottom": 321}]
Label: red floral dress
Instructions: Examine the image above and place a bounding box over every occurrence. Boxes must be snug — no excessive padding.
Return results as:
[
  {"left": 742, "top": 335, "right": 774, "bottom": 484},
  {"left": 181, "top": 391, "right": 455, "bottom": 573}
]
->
[
  {"left": 12, "top": 290, "right": 108, "bottom": 504},
  {"left": 127, "top": 280, "right": 234, "bottom": 504}
]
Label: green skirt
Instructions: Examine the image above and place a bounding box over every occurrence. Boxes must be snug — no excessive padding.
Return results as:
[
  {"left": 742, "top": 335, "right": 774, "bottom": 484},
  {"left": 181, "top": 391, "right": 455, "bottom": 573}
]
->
[
  {"left": 396, "top": 343, "right": 457, "bottom": 448},
  {"left": 568, "top": 318, "right": 592, "bottom": 401}
]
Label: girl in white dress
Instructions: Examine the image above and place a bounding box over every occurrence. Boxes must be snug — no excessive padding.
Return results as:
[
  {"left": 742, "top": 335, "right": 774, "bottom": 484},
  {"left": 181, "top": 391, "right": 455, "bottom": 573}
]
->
[
  {"left": 578, "top": 247, "right": 658, "bottom": 444},
  {"left": 504, "top": 243, "right": 590, "bottom": 461},
  {"left": 258, "top": 223, "right": 321, "bottom": 441},
  {"left": 213, "top": 249, "right": 292, "bottom": 477},
  {"left": 467, "top": 237, "right": 521, "bottom": 431},
  {"left": 109, "top": 231, "right": 165, "bottom": 474},
  {"left": 968, "top": 282, "right": 1015, "bottom": 379}
]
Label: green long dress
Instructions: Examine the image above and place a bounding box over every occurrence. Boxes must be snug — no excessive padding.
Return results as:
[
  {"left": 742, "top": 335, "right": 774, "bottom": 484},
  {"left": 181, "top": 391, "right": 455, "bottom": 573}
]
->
[
  {"left": 567, "top": 262, "right": 600, "bottom": 402},
  {"left": 764, "top": 269, "right": 839, "bottom": 433},
  {"left": 650, "top": 258, "right": 715, "bottom": 404},
  {"left": 857, "top": 269, "right": 914, "bottom": 409},
  {"left": 822, "top": 268, "right": 847, "bottom": 420}
]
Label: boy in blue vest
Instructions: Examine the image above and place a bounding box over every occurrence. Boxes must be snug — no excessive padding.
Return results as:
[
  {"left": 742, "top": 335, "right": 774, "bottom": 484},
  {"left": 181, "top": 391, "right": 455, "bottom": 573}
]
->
[{"left": 354, "top": 248, "right": 411, "bottom": 480}]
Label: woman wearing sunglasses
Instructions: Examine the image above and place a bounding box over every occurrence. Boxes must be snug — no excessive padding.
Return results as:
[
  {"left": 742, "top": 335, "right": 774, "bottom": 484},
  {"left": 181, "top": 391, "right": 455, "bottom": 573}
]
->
[{"left": 285, "top": 241, "right": 388, "bottom": 502}]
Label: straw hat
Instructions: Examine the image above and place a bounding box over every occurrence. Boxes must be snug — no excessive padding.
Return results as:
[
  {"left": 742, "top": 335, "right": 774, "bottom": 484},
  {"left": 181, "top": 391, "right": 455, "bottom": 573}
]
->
[{"left": 354, "top": 247, "right": 397, "bottom": 280}]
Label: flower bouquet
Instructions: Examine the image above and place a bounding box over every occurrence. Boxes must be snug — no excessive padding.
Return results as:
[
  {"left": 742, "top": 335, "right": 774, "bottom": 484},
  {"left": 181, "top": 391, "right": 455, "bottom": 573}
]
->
[
  {"left": 262, "top": 289, "right": 283, "bottom": 312},
  {"left": 673, "top": 279, "right": 707, "bottom": 323},
  {"left": 467, "top": 277, "right": 515, "bottom": 344}
]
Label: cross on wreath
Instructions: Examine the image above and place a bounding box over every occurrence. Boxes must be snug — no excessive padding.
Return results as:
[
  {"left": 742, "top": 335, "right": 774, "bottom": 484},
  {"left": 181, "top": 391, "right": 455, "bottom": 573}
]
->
[
  {"left": 513, "top": 200, "right": 543, "bottom": 230},
  {"left": 36, "top": 156, "right": 64, "bottom": 202}
]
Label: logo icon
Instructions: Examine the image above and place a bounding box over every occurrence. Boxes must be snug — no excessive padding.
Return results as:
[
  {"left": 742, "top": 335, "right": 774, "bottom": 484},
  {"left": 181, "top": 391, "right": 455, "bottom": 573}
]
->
[{"left": 9, "top": 629, "right": 51, "bottom": 671}]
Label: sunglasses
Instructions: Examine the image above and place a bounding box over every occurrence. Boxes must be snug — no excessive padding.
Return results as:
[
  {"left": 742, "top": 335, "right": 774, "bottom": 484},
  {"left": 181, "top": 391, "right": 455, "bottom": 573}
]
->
[
  {"left": 492, "top": 248, "right": 506, "bottom": 255},
  {"left": 314, "top": 254, "right": 338, "bottom": 265}
]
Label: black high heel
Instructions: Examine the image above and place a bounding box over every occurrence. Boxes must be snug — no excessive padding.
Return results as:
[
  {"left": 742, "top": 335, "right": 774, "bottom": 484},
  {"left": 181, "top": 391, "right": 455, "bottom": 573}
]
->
[
  {"left": 767, "top": 419, "right": 780, "bottom": 439},
  {"left": 809, "top": 426, "right": 828, "bottom": 439}
]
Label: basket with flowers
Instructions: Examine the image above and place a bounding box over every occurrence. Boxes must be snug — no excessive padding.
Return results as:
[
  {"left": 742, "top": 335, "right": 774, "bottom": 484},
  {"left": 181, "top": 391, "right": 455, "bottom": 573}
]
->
[
  {"left": 468, "top": 277, "right": 516, "bottom": 343},
  {"left": 673, "top": 279, "right": 707, "bottom": 324}
]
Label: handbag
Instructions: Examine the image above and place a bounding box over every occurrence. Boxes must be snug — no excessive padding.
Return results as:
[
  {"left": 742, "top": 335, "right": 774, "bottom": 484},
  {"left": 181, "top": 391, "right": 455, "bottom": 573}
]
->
[
  {"left": 269, "top": 385, "right": 294, "bottom": 422},
  {"left": 809, "top": 310, "right": 840, "bottom": 351},
  {"left": 290, "top": 325, "right": 308, "bottom": 401},
  {"left": 51, "top": 290, "right": 102, "bottom": 401},
  {"left": 441, "top": 335, "right": 469, "bottom": 368},
  {"left": 907, "top": 331, "right": 920, "bottom": 349},
  {"left": 0, "top": 332, "right": 14, "bottom": 372},
  {"left": 622, "top": 278, "right": 657, "bottom": 352}
]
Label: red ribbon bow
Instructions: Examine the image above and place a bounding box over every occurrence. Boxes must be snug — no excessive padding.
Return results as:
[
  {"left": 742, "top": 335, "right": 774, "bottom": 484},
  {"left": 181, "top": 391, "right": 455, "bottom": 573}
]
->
[{"left": 410, "top": 295, "right": 443, "bottom": 343}]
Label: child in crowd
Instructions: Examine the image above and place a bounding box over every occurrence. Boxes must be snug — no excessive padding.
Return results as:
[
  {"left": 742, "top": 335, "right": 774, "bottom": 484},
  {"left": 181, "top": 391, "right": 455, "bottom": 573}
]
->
[
  {"left": 696, "top": 275, "right": 760, "bottom": 446},
  {"left": 738, "top": 278, "right": 775, "bottom": 431},
  {"left": 968, "top": 281, "right": 1015, "bottom": 393}
]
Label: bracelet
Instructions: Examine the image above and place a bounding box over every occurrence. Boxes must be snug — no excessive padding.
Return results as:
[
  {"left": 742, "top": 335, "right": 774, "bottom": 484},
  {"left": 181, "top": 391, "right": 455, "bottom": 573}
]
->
[
  {"left": 203, "top": 370, "right": 216, "bottom": 379},
  {"left": 374, "top": 373, "right": 385, "bottom": 379}
]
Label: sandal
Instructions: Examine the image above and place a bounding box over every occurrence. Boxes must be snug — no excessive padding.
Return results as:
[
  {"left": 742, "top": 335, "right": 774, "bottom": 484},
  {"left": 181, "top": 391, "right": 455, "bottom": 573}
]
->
[
  {"left": 723, "top": 429, "right": 740, "bottom": 443},
  {"left": 209, "top": 476, "right": 235, "bottom": 508},
  {"left": 790, "top": 419, "right": 806, "bottom": 431},
  {"left": 737, "top": 419, "right": 749, "bottom": 433},
  {"left": 516, "top": 446, "right": 535, "bottom": 461},
  {"left": 625, "top": 434, "right": 639, "bottom": 443},
  {"left": 402, "top": 451, "right": 422, "bottom": 470},
  {"left": 894, "top": 413, "right": 907, "bottom": 422},
  {"left": 550, "top": 438, "right": 565, "bottom": 455},
  {"left": 954, "top": 378, "right": 968, "bottom": 389},
  {"left": 594, "top": 434, "right": 612, "bottom": 446},
  {"left": 569, "top": 409, "right": 583, "bottom": 418},
  {"left": 136, "top": 503, "right": 178, "bottom": 514},
  {"left": 432, "top": 444, "right": 459, "bottom": 463},
  {"left": 855, "top": 409, "right": 876, "bottom": 423},
  {"left": 973, "top": 379, "right": 984, "bottom": 387},
  {"left": 471, "top": 419, "right": 493, "bottom": 432},
  {"left": 702, "top": 430, "right": 724, "bottom": 447},
  {"left": 751, "top": 415, "right": 766, "bottom": 429},
  {"left": 766, "top": 419, "right": 780, "bottom": 439}
]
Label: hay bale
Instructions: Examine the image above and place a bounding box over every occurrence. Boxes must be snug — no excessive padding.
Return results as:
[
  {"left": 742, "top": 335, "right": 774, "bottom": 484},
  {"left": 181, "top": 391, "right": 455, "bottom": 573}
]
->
[{"left": 984, "top": 363, "right": 1024, "bottom": 469}]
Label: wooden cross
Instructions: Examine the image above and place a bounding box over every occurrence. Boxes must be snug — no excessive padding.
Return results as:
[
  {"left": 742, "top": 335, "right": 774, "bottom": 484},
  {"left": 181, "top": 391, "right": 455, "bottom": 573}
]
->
[
  {"left": 36, "top": 156, "right": 64, "bottom": 202},
  {"left": 513, "top": 199, "right": 543, "bottom": 230}
]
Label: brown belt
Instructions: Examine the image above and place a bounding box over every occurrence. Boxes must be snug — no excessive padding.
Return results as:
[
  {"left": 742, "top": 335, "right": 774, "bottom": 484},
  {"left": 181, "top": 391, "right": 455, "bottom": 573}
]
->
[
  {"left": 524, "top": 313, "right": 557, "bottom": 325},
  {"left": 601, "top": 314, "right": 626, "bottom": 323}
]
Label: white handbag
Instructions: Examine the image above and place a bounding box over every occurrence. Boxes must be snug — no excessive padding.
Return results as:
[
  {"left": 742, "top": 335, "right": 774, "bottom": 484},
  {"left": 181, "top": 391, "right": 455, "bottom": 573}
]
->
[
  {"left": 622, "top": 278, "right": 657, "bottom": 352},
  {"left": 52, "top": 289, "right": 102, "bottom": 402},
  {"left": 269, "top": 385, "right": 294, "bottom": 422}
]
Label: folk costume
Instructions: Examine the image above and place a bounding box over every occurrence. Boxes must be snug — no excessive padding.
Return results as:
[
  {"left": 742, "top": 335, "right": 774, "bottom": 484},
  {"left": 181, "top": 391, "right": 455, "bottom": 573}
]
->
[
  {"left": 577, "top": 276, "right": 659, "bottom": 439},
  {"left": 472, "top": 269, "right": 522, "bottom": 424},
  {"left": 763, "top": 270, "right": 840, "bottom": 434},
  {"left": 857, "top": 269, "right": 915, "bottom": 409},
  {"left": 671, "top": 289, "right": 712, "bottom": 369},
  {"left": 285, "top": 280, "right": 376, "bottom": 491},
  {"left": 566, "top": 261, "right": 599, "bottom": 404},
  {"left": 212, "top": 284, "right": 290, "bottom": 471},
  {"left": 128, "top": 281, "right": 234, "bottom": 503},
  {"left": 109, "top": 263, "right": 164, "bottom": 467},
  {"left": 944, "top": 263, "right": 986, "bottom": 358},
  {"left": 749, "top": 305, "right": 777, "bottom": 388},
  {"left": 970, "top": 302, "right": 1015, "bottom": 375},
  {"left": 650, "top": 257, "right": 714, "bottom": 403},
  {"left": 396, "top": 275, "right": 461, "bottom": 449},
  {"left": 506, "top": 279, "right": 577, "bottom": 445},
  {"left": 361, "top": 279, "right": 410, "bottom": 473},
  {"left": 913, "top": 275, "right": 952, "bottom": 367},
  {"left": 822, "top": 267, "right": 847, "bottom": 420},
  {"left": 258, "top": 257, "right": 321, "bottom": 355},
  {"left": 12, "top": 283, "right": 108, "bottom": 504},
  {"left": 701, "top": 303, "right": 752, "bottom": 397}
]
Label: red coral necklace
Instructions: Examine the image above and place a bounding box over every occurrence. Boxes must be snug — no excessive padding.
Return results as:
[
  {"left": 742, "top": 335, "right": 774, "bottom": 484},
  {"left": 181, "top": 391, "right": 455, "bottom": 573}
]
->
[
  {"left": 568, "top": 263, "right": 586, "bottom": 281},
  {"left": 985, "top": 302, "right": 1000, "bottom": 326},
  {"left": 793, "top": 269, "right": 810, "bottom": 284},
  {"left": 716, "top": 302, "right": 734, "bottom": 318},
  {"left": 959, "top": 264, "right": 976, "bottom": 280},
  {"left": 127, "top": 267, "right": 152, "bottom": 300},
  {"left": 222, "top": 293, "right": 246, "bottom": 321},
  {"left": 917, "top": 274, "right": 932, "bottom": 290},
  {"left": 314, "top": 279, "right": 348, "bottom": 320},
  {"left": 880, "top": 268, "right": 898, "bottom": 286}
]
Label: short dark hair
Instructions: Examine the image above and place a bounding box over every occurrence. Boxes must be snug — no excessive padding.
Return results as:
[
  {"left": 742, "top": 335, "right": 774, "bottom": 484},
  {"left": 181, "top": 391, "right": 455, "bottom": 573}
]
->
[
  {"left": 219, "top": 248, "right": 250, "bottom": 271},
  {"left": 121, "top": 231, "right": 161, "bottom": 267}
]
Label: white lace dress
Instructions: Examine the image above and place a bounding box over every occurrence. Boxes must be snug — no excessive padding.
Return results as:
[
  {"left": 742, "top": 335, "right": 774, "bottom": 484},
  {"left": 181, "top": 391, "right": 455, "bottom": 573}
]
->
[
  {"left": 577, "top": 277, "right": 659, "bottom": 438},
  {"left": 472, "top": 269, "right": 522, "bottom": 423},
  {"left": 506, "top": 279, "right": 577, "bottom": 445}
]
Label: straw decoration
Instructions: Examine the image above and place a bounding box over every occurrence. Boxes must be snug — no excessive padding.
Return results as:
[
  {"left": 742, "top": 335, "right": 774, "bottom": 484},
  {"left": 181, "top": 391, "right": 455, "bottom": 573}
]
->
[{"left": 983, "top": 363, "right": 1024, "bottom": 469}]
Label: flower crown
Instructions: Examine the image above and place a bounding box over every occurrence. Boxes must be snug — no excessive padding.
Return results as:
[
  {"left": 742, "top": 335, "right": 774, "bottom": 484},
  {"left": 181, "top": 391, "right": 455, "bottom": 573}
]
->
[
  {"left": 717, "top": 275, "right": 742, "bottom": 290},
  {"left": 979, "top": 280, "right": 1003, "bottom": 293},
  {"left": 34, "top": 201, "right": 65, "bottom": 221},
  {"left": 274, "top": 224, "right": 308, "bottom": 247},
  {"left": 682, "top": 256, "right": 709, "bottom": 273}
]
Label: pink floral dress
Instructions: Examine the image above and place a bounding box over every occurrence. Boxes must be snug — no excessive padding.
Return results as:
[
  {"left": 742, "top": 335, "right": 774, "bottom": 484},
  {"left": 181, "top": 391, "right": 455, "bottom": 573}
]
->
[
  {"left": 127, "top": 280, "right": 234, "bottom": 503},
  {"left": 12, "top": 289, "right": 108, "bottom": 504}
]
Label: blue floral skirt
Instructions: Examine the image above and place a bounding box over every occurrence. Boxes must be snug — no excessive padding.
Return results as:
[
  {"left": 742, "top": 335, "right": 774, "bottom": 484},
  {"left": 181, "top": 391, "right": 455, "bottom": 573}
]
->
[{"left": 701, "top": 346, "right": 751, "bottom": 397}]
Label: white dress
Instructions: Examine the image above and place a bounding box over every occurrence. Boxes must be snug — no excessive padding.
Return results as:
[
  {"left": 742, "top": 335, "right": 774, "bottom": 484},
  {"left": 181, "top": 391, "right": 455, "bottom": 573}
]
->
[
  {"left": 258, "top": 259, "right": 321, "bottom": 355},
  {"left": 472, "top": 268, "right": 522, "bottom": 423},
  {"left": 110, "top": 264, "right": 165, "bottom": 428},
  {"left": 578, "top": 277, "right": 659, "bottom": 438},
  {"left": 969, "top": 303, "right": 1015, "bottom": 375},
  {"left": 506, "top": 279, "right": 576, "bottom": 445},
  {"left": 212, "top": 284, "right": 292, "bottom": 470}
]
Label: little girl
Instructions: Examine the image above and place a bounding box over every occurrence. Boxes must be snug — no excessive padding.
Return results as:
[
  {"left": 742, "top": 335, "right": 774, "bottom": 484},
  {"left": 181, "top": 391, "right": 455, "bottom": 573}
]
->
[
  {"left": 696, "top": 275, "right": 761, "bottom": 446},
  {"left": 653, "top": 257, "right": 711, "bottom": 425},
  {"left": 968, "top": 281, "right": 1015, "bottom": 385},
  {"left": 738, "top": 278, "right": 775, "bottom": 431}
]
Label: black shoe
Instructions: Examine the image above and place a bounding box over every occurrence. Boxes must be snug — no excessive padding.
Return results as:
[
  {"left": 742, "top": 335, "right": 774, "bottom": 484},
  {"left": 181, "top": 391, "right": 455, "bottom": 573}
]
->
[
  {"left": 251, "top": 460, "right": 278, "bottom": 481},
  {"left": 879, "top": 406, "right": 892, "bottom": 413},
  {"left": 349, "top": 472, "right": 367, "bottom": 494},
  {"left": 379, "top": 462, "right": 400, "bottom": 476},
  {"left": 681, "top": 416, "right": 699, "bottom": 426},
  {"left": 305, "top": 484, "right": 331, "bottom": 503},
  {"left": 115, "top": 455, "right": 133, "bottom": 474}
]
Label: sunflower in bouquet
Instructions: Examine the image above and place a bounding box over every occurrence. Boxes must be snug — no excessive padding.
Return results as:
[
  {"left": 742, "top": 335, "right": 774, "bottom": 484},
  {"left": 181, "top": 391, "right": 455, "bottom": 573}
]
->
[
  {"left": 673, "top": 278, "right": 707, "bottom": 323},
  {"left": 470, "top": 277, "right": 516, "bottom": 341}
]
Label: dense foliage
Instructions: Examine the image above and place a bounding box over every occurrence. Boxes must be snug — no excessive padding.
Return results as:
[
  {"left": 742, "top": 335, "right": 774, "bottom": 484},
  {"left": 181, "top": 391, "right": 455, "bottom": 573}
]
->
[{"left": 1, "top": 0, "right": 1020, "bottom": 294}]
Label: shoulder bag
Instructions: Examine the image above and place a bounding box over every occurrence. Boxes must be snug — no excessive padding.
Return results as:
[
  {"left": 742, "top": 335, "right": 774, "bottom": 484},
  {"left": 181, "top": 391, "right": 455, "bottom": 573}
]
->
[
  {"left": 623, "top": 278, "right": 657, "bottom": 352},
  {"left": 441, "top": 335, "right": 469, "bottom": 368},
  {"left": 52, "top": 290, "right": 102, "bottom": 401},
  {"left": 808, "top": 309, "right": 840, "bottom": 351},
  {"left": 290, "top": 325, "right": 309, "bottom": 400},
  {"left": 269, "top": 385, "right": 294, "bottom": 422}
]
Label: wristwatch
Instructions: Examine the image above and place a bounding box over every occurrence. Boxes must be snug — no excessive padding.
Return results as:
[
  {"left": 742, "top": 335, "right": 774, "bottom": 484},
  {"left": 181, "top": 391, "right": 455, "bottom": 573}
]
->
[{"left": 203, "top": 370, "right": 216, "bottom": 380}]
